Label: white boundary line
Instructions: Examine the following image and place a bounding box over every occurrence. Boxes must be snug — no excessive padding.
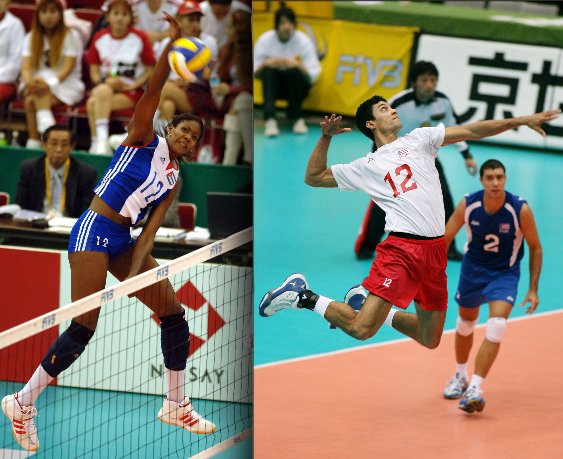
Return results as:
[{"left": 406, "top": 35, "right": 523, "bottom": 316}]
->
[
  {"left": 0, "top": 227, "right": 253, "bottom": 350},
  {"left": 189, "top": 429, "right": 252, "bottom": 459},
  {"left": 255, "top": 308, "right": 563, "bottom": 370}
]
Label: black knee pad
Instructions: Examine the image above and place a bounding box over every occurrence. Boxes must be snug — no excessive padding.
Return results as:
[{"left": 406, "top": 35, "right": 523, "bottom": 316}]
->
[
  {"left": 160, "top": 312, "right": 190, "bottom": 371},
  {"left": 41, "top": 321, "right": 95, "bottom": 377}
]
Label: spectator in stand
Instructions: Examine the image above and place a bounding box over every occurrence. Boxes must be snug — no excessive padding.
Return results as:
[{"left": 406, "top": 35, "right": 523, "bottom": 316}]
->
[
  {"left": 16, "top": 124, "right": 97, "bottom": 218},
  {"left": 87, "top": 0, "right": 156, "bottom": 155},
  {"left": 21, "top": 0, "right": 85, "bottom": 148},
  {"left": 216, "top": 2, "right": 252, "bottom": 165},
  {"left": 0, "top": 0, "right": 25, "bottom": 105},
  {"left": 254, "top": 3, "right": 321, "bottom": 137},
  {"left": 200, "top": 0, "right": 248, "bottom": 48},
  {"left": 132, "top": 0, "right": 183, "bottom": 54},
  {"left": 155, "top": 1, "right": 218, "bottom": 127}
]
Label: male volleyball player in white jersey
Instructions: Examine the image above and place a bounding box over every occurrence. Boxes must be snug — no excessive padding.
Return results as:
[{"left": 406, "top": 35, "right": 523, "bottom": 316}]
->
[
  {"left": 259, "top": 95, "right": 558, "bottom": 351},
  {"left": 2, "top": 13, "right": 215, "bottom": 452}
]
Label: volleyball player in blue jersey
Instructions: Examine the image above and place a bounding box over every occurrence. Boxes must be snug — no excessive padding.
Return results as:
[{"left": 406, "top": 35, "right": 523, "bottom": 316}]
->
[
  {"left": 2, "top": 13, "right": 215, "bottom": 452},
  {"left": 442, "top": 159, "right": 542, "bottom": 414}
]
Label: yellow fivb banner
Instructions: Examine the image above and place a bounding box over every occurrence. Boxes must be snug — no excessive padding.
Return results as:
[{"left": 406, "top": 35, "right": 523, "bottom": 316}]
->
[{"left": 253, "top": 14, "right": 418, "bottom": 116}]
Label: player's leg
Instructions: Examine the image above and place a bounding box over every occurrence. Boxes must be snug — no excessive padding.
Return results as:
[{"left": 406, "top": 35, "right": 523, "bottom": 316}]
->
[
  {"left": 467, "top": 300, "right": 511, "bottom": 392},
  {"left": 459, "top": 301, "right": 510, "bottom": 413},
  {"left": 474, "top": 301, "right": 512, "bottom": 377},
  {"left": 258, "top": 272, "right": 392, "bottom": 340},
  {"left": 443, "top": 306, "right": 478, "bottom": 399},
  {"left": 460, "top": 301, "right": 510, "bottom": 412},
  {"left": 459, "top": 265, "right": 517, "bottom": 413},
  {"left": 323, "top": 293, "right": 392, "bottom": 341},
  {"left": 389, "top": 302, "right": 445, "bottom": 349},
  {"left": 2, "top": 250, "right": 107, "bottom": 452},
  {"left": 109, "top": 250, "right": 216, "bottom": 434}
]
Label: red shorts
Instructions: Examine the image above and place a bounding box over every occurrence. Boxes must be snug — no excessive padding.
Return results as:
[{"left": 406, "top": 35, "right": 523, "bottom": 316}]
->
[
  {"left": 362, "top": 235, "right": 448, "bottom": 311},
  {"left": 121, "top": 88, "right": 144, "bottom": 104},
  {"left": 0, "top": 83, "right": 16, "bottom": 103}
]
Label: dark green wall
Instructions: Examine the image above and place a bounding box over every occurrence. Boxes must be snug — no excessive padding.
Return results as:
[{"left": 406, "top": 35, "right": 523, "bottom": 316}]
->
[{"left": 0, "top": 147, "right": 252, "bottom": 227}]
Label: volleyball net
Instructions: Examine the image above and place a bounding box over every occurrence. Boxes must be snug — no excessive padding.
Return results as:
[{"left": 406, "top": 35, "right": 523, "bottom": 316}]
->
[{"left": 0, "top": 228, "right": 253, "bottom": 458}]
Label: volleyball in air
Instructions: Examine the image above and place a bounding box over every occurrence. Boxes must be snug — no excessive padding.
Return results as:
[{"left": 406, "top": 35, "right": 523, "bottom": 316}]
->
[{"left": 168, "top": 37, "right": 212, "bottom": 81}]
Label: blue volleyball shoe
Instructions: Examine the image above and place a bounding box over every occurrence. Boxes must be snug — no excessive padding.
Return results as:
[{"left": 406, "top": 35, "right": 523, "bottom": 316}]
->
[
  {"left": 329, "top": 284, "right": 367, "bottom": 329},
  {"left": 258, "top": 273, "right": 309, "bottom": 317},
  {"left": 458, "top": 386, "right": 485, "bottom": 413}
]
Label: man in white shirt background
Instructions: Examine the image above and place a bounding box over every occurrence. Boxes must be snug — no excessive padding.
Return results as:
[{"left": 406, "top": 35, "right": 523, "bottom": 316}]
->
[{"left": 253, "top": 4, "right": 321, "bottom": 137}]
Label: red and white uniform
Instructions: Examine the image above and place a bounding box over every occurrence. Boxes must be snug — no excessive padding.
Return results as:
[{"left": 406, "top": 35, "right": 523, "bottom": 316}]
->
[
  {"left": 332, "top": 125, "right": 445, "bottom": 237},
  {"left": 332, "top": 125, "right": 448, "bottom": 311},
  {"left": 88, "top": 27, "right": 156, "bottom": 85}
]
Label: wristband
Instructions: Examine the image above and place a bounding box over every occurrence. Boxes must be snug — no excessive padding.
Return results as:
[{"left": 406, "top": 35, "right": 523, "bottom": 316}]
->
[{"left": 46, "top": 76, "right": 60, "bottom": 88}]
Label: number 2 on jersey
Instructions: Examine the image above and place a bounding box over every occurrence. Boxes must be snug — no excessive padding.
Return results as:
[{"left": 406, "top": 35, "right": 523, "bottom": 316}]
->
[{"left": 384, "top": 164, "right": 418, "bottom": 198}]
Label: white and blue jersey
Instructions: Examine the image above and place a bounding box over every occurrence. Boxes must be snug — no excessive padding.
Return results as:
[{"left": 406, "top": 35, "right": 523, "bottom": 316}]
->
[
  {"left": 68, "top": 134, "right": 179, "bottom": 258},
  {"left": 456, "top": 190, "right": 526, "bottom": 307},
  {"left": 463, "top": 190, "right": 526, "bottom": 270},
  {"left": 94, "top": 134, "right": 179, "bottom": 225}
]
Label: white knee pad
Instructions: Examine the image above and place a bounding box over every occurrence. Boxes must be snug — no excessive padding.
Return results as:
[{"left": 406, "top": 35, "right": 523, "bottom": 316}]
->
[
  {"left": 485, "top": 317, "right": 507, "bottom": 343},
  {"left": 456, "top": 317, "right": 477, "bottom": 336}
]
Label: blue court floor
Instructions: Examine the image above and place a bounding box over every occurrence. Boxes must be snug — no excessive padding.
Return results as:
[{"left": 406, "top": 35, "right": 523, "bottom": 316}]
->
[
  {"left": 254, "top": 119, "right": 563, "bottom": 366},
  {"left": 0, "top": 381, "right": 251, "bottom": 458}
]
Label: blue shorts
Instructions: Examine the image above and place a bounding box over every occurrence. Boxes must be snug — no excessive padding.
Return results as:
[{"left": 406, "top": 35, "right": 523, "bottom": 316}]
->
[
  {"left": 68, "top": 210, "right": 134, "bottom": 258},
  {"left": 455, "top": 259, "right": 520, "bottom": 308}
]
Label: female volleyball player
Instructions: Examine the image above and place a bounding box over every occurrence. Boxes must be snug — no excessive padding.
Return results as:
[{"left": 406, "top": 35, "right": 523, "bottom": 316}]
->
[{"left": 2, "top": 13, "right": 215, "bottom": 452}]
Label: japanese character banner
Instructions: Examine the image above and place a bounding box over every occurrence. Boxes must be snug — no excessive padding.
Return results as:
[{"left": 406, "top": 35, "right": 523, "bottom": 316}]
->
[{"left": 416, "top": 34, "right": 563, "bottom": 150}]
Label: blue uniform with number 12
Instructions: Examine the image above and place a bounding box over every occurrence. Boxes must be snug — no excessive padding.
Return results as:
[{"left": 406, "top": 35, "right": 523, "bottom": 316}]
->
[{"left": 68, "top": 134, "right": 179, "bottom": 258}]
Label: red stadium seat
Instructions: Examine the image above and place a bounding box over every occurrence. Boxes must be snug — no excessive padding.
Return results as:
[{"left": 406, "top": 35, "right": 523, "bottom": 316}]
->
[
  {"left": 0, "top": 192, "right": 10, "bottom": 206},
  {"left": 177, "top": 203, "right": 197, "bottom": 231},
  {"left": 74, "top": 8, "right": 102, "bottom": 27},
  {"left": 9, "top": 4, "right": 35, "bottom": 32},
  {"left": 67, "top": 0, "right": 105, "bottom": 9}
]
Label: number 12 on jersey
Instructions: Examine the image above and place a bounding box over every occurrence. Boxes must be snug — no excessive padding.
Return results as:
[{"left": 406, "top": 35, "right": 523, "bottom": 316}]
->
[{"left": 384, "top": 164, "right": 418, "bottom": 198}]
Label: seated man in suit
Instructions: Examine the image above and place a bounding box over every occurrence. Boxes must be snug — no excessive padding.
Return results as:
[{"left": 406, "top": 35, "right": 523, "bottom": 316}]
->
[{"left": 16, "top": 125, "right": 97, "bottom": 218}]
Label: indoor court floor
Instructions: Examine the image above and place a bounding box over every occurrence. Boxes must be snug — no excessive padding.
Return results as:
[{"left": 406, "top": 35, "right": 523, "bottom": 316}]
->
[
  {"left": 0, "top": 381, "right": 251, "bottom": 458},
  {"left": 254, "top": 119, "right": 563, "bottom": 458}
]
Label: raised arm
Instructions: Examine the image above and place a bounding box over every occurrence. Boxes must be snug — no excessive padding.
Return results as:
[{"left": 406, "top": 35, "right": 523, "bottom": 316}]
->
[
  {"left": 444, "top": 198, "right": 466, "bottom": 249},
  {"left": 124, "top": 13, "right": 181, "bottom": 146},
  {"left": 518, "top": 203, "right": 542, "bottom": 314},
  {"left": 442, "top": 109, "right": 560, "bottom": 145},
  {"left": 304, "top": 114, "right": 351, "bottom": 188}
]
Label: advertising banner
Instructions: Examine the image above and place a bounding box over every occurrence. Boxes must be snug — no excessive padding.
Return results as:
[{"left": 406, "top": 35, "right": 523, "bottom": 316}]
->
[
  {"left": 58, "top": 263, "right": 253, "bottom": 403},
  {"left": 253, "top": 14, "right": 418, "bottom": 116},
  {"left": 416, "top": 34, "right": 563, "bottom": 150},
  {"left": 0, "top": 247, "right": 251, "bottom": 403}
]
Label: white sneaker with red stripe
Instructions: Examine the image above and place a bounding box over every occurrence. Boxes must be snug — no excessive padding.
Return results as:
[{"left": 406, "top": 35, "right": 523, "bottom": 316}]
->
[
  {"left": 157, "top": 397, "right": 216, "bottom": 434},
  {"left": 1, "top": 393, "right": 40, "bottom": 451}
]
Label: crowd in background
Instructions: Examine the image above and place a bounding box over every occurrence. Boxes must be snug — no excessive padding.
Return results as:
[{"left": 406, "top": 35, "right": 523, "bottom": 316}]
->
[{"left": 0, "top": 0, "right": 252, "bottom": 165}]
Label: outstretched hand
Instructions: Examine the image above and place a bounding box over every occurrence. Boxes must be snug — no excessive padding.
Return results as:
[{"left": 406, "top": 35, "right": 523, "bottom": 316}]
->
[
  {"left": 520, "top": 290, "right": 540, "bottom": 315},
  {"left": 526, "top": 109, "right": 561, "bottom": 136},
  {"left": 163, "top": 11, "right": 181, "bottom": 42},
  {"left": 320, "top": 114, "right": 352, "bottom": 137}
]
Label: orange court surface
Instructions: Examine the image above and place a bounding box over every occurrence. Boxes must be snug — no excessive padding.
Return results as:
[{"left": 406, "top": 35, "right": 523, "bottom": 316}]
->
[{"left": 256, "top": 311, "right": 563, "bottom": 458}]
